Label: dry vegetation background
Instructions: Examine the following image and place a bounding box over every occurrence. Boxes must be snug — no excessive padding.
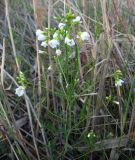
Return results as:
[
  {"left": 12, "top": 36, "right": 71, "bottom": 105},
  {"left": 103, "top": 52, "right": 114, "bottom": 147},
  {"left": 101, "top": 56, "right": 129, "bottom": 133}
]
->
[{"left": 0, "top": 0, "right": 135, "bottom": 159}]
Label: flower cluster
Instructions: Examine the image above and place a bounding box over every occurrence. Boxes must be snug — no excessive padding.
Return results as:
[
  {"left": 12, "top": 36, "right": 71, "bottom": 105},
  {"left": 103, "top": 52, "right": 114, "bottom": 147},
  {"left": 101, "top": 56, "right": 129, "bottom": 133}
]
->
[
  {"left": 115, "top": 79, "right": 124, "bottom": 87},
  {"left": 15, "top": 72, "right": 27, "bottom": 97},
  {"left": 113, "top": 70, "right": 124, "bottom": 87},
  {"left": 15, "top": 86, "right": 25, "bottom": 97},
  {"left": 14, "top": 13, "right": 91, "bottom": 98},
  {"left": 36, "top": 12, "right": 90, "bottom": 57}
]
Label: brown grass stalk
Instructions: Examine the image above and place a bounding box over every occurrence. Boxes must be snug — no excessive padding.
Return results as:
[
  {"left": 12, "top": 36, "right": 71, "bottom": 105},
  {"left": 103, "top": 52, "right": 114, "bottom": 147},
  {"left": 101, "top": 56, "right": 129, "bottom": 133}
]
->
[
  {"left": 5, "top": 0, "right": 20, "bottom": 72},
  {"left": 1, "top": 38, "right": 5, "bottom": 88}
]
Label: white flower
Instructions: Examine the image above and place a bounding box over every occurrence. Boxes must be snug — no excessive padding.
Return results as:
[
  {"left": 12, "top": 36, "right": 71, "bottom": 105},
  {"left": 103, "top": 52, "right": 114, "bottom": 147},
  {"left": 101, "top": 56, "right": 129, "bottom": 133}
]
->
[
  {"left": 56, "top": 49, "right": 62, "bottom": 56},
  {"left": 80, "top": 32, "right": 90, "bottom": 41},
  {"left": 36, "top": 29, "right": 46, "bottom": 41},
  {"left": 41, "top": 41, "right": 48, "bottom": 48},
  {"left": 15, "top": 86, "right": 25, "bottom": 97},
  {"left": 48, "top": 65, "right": 52, "bottom": 71},
  {"left": 65, "top": 37, "right": 75, "bottom": 46},
  {"left": 36, "top": 29, "right": 43, "bottom": 36},
  {"left": 37, "top": 34, "right": 46, "bottom": 41},
  {"left": 72, "top": 16, "right": 81, "bottom": 23},
  {"left": 115, "top": 79, "right": 124, "bottom": 87},
  {"left": 58, "top": 23, "right": 65, "bottom": 30},
  {"left": 38, "top": 50, "right": 44, "bottom": 54},
  {"left": 48, "top": 39, "right": 59, "bottom": 48}
]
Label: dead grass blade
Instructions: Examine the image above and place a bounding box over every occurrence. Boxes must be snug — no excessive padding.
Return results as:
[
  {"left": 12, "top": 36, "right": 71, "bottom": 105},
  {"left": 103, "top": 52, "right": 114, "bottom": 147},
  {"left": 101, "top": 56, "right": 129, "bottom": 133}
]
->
[
  {"left": 5, "top": 0, "right": 20, "bottom": 72},
  {"left": 1, "top": 38, "right": 5, "bottom": 88}
]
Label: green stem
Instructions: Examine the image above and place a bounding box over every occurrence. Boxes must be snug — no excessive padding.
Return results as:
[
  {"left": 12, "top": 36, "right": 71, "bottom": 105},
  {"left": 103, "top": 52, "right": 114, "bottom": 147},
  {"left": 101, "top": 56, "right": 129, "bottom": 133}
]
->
[
  {"left": 65, "top": 44, "right": 69, "bottom": 83},
  {"left": 73, "top": 44, "right": 79, "bottom": 84}
]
